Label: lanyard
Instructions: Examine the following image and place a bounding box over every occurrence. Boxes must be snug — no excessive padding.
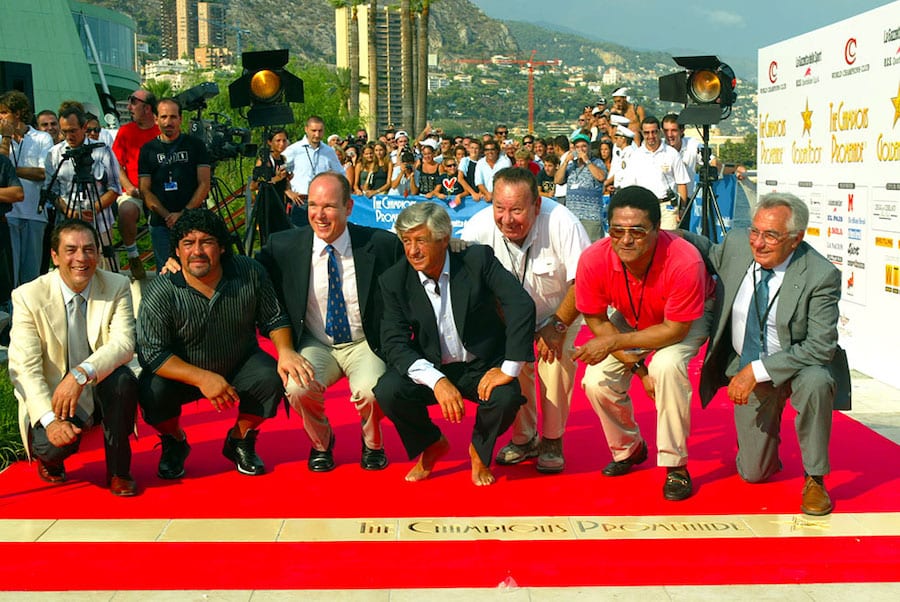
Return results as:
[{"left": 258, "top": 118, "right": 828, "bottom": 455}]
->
[
  {"left": 751, "top": 265, "right": 781, "bottom": 355},
  {"left": 502, "top": 238, "right": 531, "bottom": 285},
  {"left": 621, "top": 254, "right": 654, "bottom": 330},
  {"left": 304, "top": 144, "right": 319, "bottom": 175}
]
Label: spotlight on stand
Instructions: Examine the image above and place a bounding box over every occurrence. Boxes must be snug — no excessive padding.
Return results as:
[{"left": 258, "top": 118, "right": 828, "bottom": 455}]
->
[
  {"left": 229, "top": 49, "right": 304, "bottom": 127},
  {"left": 658, "top": 55, "right": 736, "bottom": 125},
  {"left": 658, "top": 55, "right": 737, "bottom": 242}
]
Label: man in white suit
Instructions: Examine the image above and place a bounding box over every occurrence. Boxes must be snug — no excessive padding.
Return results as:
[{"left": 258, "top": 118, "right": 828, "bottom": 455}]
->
[{"left": 9, "top": 219, "right": 139, "bottom": 496}]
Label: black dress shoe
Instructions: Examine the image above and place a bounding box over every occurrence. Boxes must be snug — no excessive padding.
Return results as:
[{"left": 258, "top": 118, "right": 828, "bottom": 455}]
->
[
  {"left": 308, "top": 433, "right": 336, "bottom": 472},
  {"left": 602, "top": 440, "right": 648, "bottom": 476},
  {"left": 361, "top": 438, "right": 388, "bottom": 471},
  {"left": 663, "top": 467, "right": 693, "bottom": 501},
  {"left": 157, "top": 433, "right": 191, "bottom": 479},
  {"left": 223, "top": 429, "right": 266, "bottom": 476},
  {"left": 37, "top": 458, "right": 66, "bottom": 483}
]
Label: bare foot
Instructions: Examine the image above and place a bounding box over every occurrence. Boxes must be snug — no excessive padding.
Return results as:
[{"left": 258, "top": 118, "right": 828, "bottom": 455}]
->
[
  {"left": 468, "top": 443, "right": 496, "bottom": 486},
  {"left": 405, "top": 436, "right": 450, "bottom": 482}
]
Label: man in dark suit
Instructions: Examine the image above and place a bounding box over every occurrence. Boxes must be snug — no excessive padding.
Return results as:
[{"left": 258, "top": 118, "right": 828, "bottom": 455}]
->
[
  {"left": 374, "top": 202, "right": 536, "bottom": 486},
  {"left": 691, "top": 192, "right": 844, "bottom": 516},
  {"left": 256, "top": 172, "right": 404, "bottom": 472}
]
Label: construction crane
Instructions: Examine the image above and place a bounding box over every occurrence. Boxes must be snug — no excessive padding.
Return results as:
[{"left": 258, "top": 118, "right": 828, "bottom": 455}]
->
[{"left": 453, "top": 50, "right": 562, "bottom": 132}]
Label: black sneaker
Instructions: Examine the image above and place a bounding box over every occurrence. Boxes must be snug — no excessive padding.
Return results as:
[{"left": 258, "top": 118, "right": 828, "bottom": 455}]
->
[
  {"left": 157, "top": 433, "right": 190, "bottom": 479},
  {"left": 223, "top": 429, "right": 266, "bottom": 476}
]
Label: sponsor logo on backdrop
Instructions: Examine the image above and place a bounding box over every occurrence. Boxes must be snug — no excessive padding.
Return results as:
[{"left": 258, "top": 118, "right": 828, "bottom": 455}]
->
[
  {"left": 792, "top": 99, "right": 823, "bottom": 164},
  {"left": 759, "top": 113, "right": 787, "bottom": 164},
  {"left": 877, "top": 85, "right": 900, "bottom": 162},
  {"left": 883, "top": 26, "right": 900, "bottom": 66},
  {"left": 833, "top": 36, "right": 870, "bottom": 78},
  {"left": 761, "top": 58, "right": 787, "bottom": 92},
  {"left": 795, "top": 50, "right": 822, "bottom": 87},
  {"left": 829, "top": 100, "right": 869, "bottom": 163}
]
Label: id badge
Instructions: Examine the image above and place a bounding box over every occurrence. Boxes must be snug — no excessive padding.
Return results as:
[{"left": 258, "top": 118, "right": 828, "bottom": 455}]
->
[{"left": 164, "top": 180, "right": 178, "bottom": 192}]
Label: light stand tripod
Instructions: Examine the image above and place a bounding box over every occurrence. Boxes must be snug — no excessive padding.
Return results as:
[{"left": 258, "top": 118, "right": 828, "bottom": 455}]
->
[
  {"left": 678, "top": 124, "right": 727, "bottom": 242},
  {"left": 207, "top": 162, "right": 247, "bottom": 256}
]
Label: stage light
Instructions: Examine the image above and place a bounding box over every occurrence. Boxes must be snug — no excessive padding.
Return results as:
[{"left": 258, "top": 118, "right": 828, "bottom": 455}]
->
[
  {"left": 658, "top": 55, "right": 736, "bottom": 125},
  {"left": 229, "top": 49, "right": 304, "bottom": 127}
]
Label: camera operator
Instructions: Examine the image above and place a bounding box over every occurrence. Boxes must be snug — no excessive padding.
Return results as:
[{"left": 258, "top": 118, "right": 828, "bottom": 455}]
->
[
  {"left": 388, "top": 149, "right": 419, "bottom": 197},
  {"left": 250, "top": 128, "right": 292, "bottom": 202},
  {"left": 138, "top": 98, "right": 211, "bottom": 270},
  {"left": 44, "top": 104, "right": 120, "bottom": 262}
]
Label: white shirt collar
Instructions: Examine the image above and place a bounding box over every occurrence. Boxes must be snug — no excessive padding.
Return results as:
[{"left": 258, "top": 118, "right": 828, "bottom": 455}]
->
[{"left": 312, "top": 226, "right": 351, "bottom": 257}]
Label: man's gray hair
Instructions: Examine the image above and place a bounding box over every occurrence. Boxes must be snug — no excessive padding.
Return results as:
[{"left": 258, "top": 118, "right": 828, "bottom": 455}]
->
[
  {"left": 753, "top": 192, "right": 810, "bottom": 233},
  {"left": 394, "top": 202, "right": 452, "bottom": 241}
]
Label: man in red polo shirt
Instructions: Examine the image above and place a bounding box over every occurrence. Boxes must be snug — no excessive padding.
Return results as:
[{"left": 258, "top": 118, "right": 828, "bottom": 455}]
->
[
  {"left": 573, "top": 185, "right": 714, "bottom": 501},
  {"left": 112, "top": 89, "right": 160, "bottom": 279}
]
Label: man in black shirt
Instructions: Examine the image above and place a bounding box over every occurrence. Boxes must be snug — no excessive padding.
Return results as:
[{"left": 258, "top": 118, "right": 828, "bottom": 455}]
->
[
  {"left": 138, "top": 98, "right": 211, "bottom": 270},
  {"left": 137, "top": 209, "right": 308, "bottom": 478}
]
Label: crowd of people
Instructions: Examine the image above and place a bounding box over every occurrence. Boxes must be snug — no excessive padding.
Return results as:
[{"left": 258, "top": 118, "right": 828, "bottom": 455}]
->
[{"left": 2, "top": 86, "right": 844, "bottom": 518}]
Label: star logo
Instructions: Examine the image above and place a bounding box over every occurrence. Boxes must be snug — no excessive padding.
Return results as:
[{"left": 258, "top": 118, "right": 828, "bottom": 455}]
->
[
  {"left": 892, "top": 82, "right": 900, "bottom": 128},
  {"left": 801, "top": 99, "right": 813, "bottom": 136}
]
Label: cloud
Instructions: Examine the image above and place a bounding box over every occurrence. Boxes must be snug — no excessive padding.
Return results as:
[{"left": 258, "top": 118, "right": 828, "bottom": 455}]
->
[{"left": 703, "top": 9, "right": 747, "bottom": 27}]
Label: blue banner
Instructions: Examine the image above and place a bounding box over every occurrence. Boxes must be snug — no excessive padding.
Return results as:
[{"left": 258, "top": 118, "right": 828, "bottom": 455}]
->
[
  {"left": 348, "top": 194, "right": 489, "bottom": 237},
  {"left": 685, "top": 175, "right": 738, "bottom": 240}
]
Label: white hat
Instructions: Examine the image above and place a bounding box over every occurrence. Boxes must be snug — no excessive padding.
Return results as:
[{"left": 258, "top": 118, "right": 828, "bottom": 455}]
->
[
  {"left": 420, "top": 138, "right": 438, "bottom": 150},
  {"left": 612, "top": 87, "right": 629, "bottom": 97},
  {"left": 591, "top": 107, "right": 602, "bottom": 116},
  {"left": 327, "top": 134, "right": 341, "bottom": 143},
  {"left": 610, "top": 114, "right": 630, "bottom": 127},
  {"left": 615, "top": 125, "right": 635, "bottom": 139},
  {"left": 395, "top": 130, "right": 409, "bottom": 139}
]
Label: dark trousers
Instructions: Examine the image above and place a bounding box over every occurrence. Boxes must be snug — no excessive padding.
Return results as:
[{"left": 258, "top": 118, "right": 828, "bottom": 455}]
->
[
  {"left": 29, "top": 365, "right": 138, "bottom": 478},
  {"left": 374, "top": 360, "right": 525, "bottom": 466},
  {"left": 138, "top": 349, "right": 284, "bottom": 425}
]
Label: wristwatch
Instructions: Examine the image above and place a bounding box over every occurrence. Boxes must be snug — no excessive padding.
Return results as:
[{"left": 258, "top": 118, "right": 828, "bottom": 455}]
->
[
  {"left": 71, "top": 368, "right": 89, "bottom": 386},
  {"left": 630, "top": 359, "right": 647, "bottom": 374},
  {"left": 544, "top": 315, "right": 567, "bottom": 334}
]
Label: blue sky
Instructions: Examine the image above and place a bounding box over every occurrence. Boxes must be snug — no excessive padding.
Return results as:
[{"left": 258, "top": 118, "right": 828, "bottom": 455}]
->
[{"left": 471, "top": 0, "right": 895, "bottom": 62}]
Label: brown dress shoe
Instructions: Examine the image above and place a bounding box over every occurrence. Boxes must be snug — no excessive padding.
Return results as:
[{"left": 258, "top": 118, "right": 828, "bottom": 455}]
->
[
  {"left": 37, "top": 459, "right": 66, "bottom": 483},
  {"left": 801, "top": 476, "right": 833, "bottom": 516},
  {"left": 109, "top": 475, "right": 138, "bottom": 497}
]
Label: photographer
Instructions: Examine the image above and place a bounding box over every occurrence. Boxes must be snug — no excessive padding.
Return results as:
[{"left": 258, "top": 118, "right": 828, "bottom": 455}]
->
[
  {"left": 250, "top": 128, "right": 292, "bottom": 202},
  {"left": 555, "top": 133, "right": 607, "bottom": 241},
  {"left": 44, "top": 104, "right": 120, "bottom": 255},
  {"left": 388, "top": 149, "right": 419, "bottom": 197}
]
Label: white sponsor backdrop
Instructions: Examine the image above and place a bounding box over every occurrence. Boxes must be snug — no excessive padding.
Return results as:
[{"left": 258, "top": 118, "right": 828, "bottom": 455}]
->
[{"left": 757, "top": 1, "right": 900, "bottom": 387}]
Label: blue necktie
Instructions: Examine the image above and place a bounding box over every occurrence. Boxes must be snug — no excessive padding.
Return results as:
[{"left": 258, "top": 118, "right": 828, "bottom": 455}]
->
[
  {"left": 740, "top": 267, "right": 774, "bottom": 368},
  {"left": 324, "top": 245, "right": 352, "bottom": 344}
]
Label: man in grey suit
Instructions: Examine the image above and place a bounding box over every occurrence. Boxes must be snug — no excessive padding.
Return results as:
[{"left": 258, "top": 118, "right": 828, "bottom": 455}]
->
[{"left": 692, "top": 192, "right": 843, "bottom": 516}]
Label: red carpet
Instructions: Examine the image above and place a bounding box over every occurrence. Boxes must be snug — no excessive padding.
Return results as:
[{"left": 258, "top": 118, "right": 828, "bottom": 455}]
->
[{"left": 1, "top": 329, "right": 898, "bottom": 589}]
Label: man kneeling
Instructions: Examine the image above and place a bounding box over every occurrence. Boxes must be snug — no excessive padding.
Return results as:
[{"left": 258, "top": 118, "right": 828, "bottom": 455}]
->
[
  {"left": 137, "top": 209, "right": 304, "bottom": 478},
  {"left": 10, "top": 220, "right": 138, "bottom": 495},
  {"left": 374, "top": 202, "right": 535, "bottom": 485}
]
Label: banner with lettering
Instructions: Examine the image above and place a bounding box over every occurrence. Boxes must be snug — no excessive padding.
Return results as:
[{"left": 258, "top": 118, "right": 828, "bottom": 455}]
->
[{"left": 757, "top": 0, "right": 900, "bottom": 386}]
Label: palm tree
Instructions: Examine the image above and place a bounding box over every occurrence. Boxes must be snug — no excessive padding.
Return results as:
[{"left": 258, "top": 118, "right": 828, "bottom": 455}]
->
[
  {"left": 414, "top": 0, "right": 431, "bottom": 134},
  {"left": 330, "top": 1, "right": 361, "bottom": 119},
  {"left": 144, "top": 79, "right": 174, "bottom": 99},
  {"left": 368, "top": 0, "right": 379, "bottom": 135},
  {"left": 400, "top": 0, "right": 414, "bottom": 132}
]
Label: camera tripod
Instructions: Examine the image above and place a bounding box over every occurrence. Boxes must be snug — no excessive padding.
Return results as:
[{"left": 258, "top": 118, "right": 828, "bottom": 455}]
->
[
  {"left": 243, "top": 180, "right": 291, "bottom": 252},
  {"left": 43, "top": 146, "right": 119, "bottom": 271},
  {"left": 207, "top": 163, "right": 249, "bottom": 256},
  {"left": 677, "top": 124, "right": 727, "bottom": 242}
]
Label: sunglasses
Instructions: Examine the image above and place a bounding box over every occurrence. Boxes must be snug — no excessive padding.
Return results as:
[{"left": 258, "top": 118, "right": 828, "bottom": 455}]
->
[
  {"left": 128, "top": 95, "right": 147, "bottom": 105},
  {"left": 495, "top": 130, "right": 508, "bottom": 135},
  {"left": 608, "top": 226, "right": 651, "bottom": 240},
  {"left": 86, "top": 127, "right": 102, "bottom": 134},
  {"left": 444, "top": 163, "right": 456, "bottom": 168}
]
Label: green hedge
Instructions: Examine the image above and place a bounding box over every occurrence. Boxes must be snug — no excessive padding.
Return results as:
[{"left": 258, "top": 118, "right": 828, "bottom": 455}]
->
[{"left": 0, "top": 363, "right": 24, "bottom": 470}]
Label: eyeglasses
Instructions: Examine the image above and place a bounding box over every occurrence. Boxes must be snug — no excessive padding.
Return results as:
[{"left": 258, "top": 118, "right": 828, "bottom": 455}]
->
[
  {"left": 749, "top": 227, "right": 795, "bottom": 245},
  {"left": 128, "top": 95, "right": 147, "bottom": 105},
  {"left": 86, "top": 127, "right": 102, "bottom": 134},
  {"left": 608, "top": 225, "right": 651, "bottom": 240}
]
